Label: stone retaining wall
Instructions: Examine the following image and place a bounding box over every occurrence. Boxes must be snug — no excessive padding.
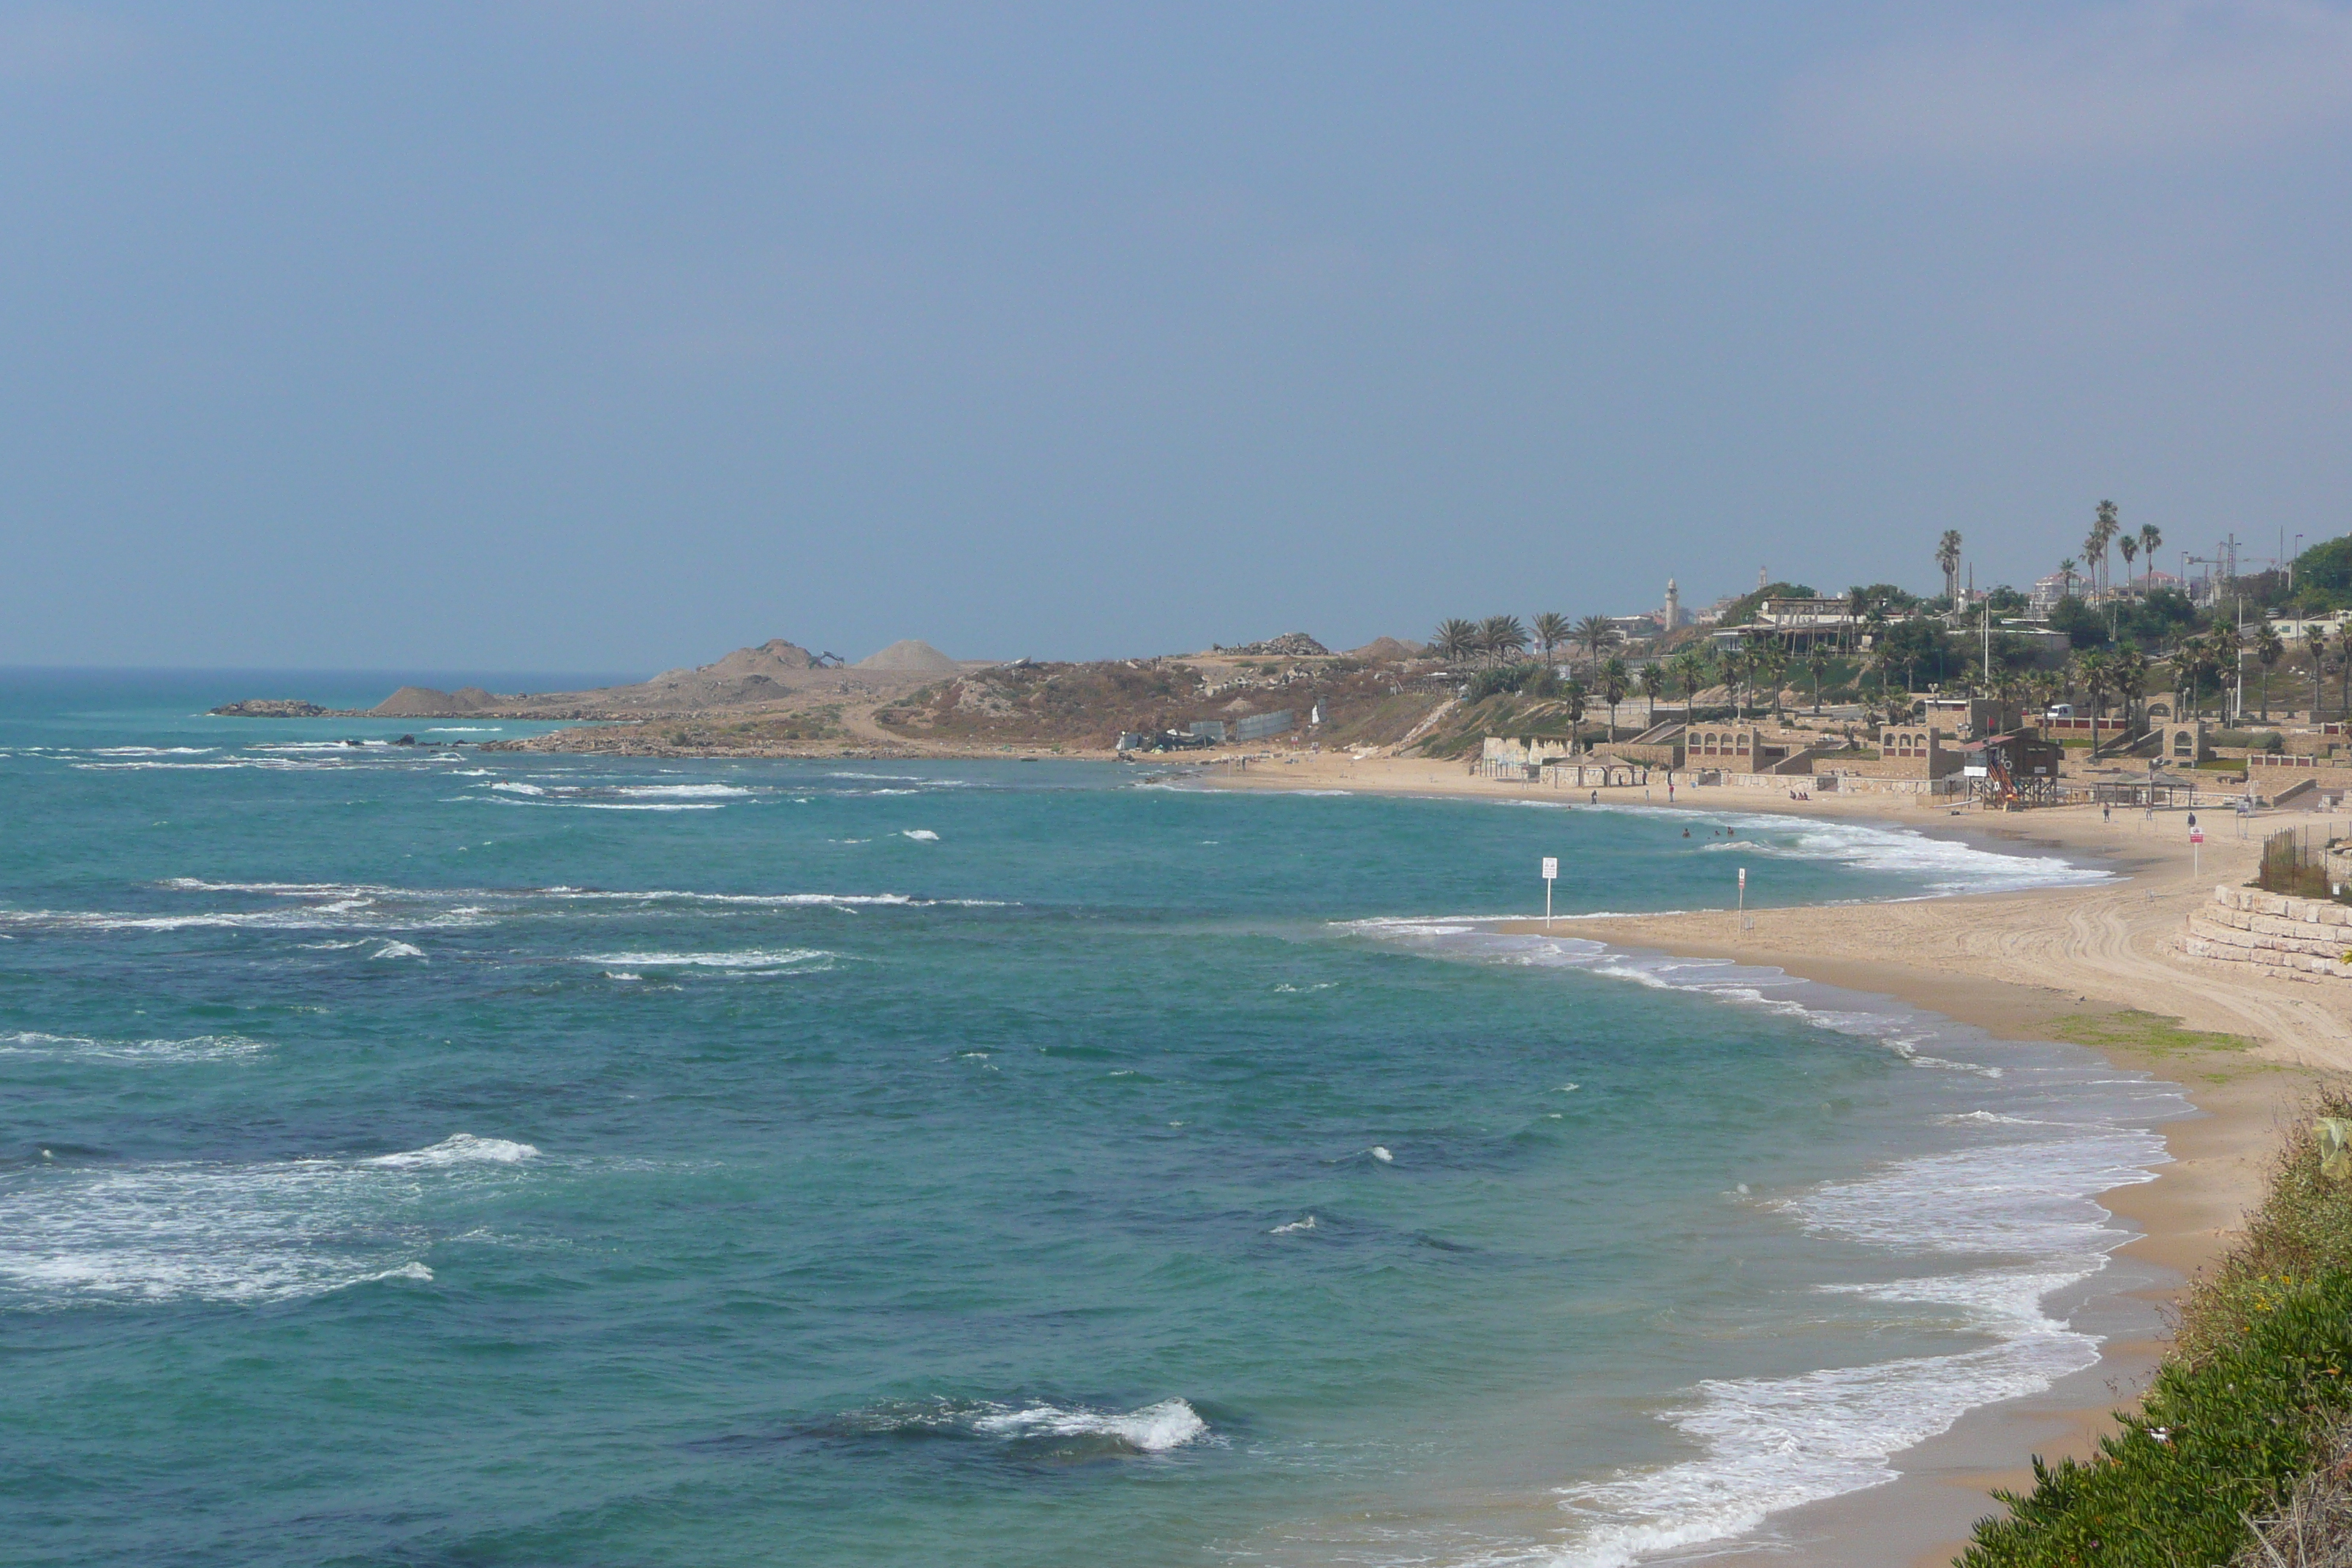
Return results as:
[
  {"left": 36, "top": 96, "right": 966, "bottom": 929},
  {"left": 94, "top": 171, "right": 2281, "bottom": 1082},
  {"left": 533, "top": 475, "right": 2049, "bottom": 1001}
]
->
[{"left": 2180, "top": 884, "right": 2352, "bottom": 982}]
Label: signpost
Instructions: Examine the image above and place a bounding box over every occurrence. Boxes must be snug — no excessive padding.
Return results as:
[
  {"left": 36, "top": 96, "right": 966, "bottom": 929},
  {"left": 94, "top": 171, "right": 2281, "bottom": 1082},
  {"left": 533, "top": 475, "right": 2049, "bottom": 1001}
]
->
[
  {"left": 1738, "top": 865, "right": 1747, "bottom": 932},
  {"left": 2191, "top": 826, "right": 2204, "bottom": 876},
  {"left": 1542, "top": 857, "right": 1558, "bottom": 927}
]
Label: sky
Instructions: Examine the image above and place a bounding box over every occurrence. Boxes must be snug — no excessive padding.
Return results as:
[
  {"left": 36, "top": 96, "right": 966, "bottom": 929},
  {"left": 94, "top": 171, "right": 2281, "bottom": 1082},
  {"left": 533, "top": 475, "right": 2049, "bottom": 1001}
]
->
[{"left": 3, "top": 1, "right": 2350, "bottom": 674}]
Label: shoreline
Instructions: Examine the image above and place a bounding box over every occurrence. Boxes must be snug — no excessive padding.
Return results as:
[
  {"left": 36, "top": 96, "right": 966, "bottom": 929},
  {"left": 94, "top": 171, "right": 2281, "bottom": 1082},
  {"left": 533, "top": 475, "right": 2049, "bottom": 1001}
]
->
[{"left": 1199, "top": 753, "right": 2351, "bottom": 1564}]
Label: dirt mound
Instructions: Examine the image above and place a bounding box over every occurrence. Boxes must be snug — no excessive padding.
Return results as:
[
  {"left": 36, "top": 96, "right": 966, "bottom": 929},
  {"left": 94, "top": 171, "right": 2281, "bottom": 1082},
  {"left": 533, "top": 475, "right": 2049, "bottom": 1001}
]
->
[
  {"left": 855, "top": 639, "right": 960, "bottom": 675},
  {"left": 1213, "top": 633, "right": 1330, "bottom": 657},
  {"left": 370, "top": 686, "right": 505, "bottom": 717},
  {"left": 1347, "top": 637, "right": 1425, "bottom": 662}
]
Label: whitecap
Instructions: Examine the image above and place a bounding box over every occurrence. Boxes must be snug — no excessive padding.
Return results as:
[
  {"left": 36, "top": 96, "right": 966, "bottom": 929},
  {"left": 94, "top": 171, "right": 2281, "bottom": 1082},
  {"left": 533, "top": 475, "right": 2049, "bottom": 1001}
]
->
[
  {"left": 611, "top": 783, "right": 754, "bottom": 799},
  {"left": 0, "top": 1030, "right": 266, "bottom": 1063},
  {"left": 901, "top": 829, "right": 940, "bottom": 841},
  {"left": 574, "top": 948, "right": 834, "bottom": 970},
  {"left": 1270, "top": 1215, "right": 1318, "bottom": 1235},
  {"left": 370, "top": 941, "right": 425, "bottom": 960},
  {"left": 970, "top": 1398, "right": 1210, "bottom": 1452},
  {"left": 362, "top": 1134, "right": 540, "bottom": 1168}
]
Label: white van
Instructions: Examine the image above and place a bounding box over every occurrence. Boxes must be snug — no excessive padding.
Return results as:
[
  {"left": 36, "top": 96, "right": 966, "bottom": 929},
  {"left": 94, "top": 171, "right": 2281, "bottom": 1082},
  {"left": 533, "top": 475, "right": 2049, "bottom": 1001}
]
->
[{"left": 2045, "top": 704, "right": 2074, "bottom": 720}]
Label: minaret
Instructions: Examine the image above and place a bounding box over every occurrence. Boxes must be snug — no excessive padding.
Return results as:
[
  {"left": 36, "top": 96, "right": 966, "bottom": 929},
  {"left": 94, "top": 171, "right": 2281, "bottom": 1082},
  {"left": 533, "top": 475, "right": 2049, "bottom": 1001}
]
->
[
  {"left": 1757, "top": 565, "right": 1768, "bottom": 591},
  {"left": 1664, "top": 578, "right": 1681, "bottom": 630}
]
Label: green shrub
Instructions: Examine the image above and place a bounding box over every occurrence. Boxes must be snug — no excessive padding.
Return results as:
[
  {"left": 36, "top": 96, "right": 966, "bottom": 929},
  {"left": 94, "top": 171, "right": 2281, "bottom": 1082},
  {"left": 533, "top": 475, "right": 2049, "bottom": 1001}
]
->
[
  {"left": 1962, "top": 1270, "right": 2352, "bottom": 1567},
  {"left": 1962, "top": 1098, "right": 2352, "bottom": 1566}
]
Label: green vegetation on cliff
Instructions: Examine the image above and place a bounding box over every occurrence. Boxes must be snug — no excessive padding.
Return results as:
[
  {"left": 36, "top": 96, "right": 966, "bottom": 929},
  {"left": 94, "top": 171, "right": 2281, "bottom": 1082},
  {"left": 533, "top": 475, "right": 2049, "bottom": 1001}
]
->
[{"left": 1961, "top": 1094, "right": 2352, "bottom": 1567}]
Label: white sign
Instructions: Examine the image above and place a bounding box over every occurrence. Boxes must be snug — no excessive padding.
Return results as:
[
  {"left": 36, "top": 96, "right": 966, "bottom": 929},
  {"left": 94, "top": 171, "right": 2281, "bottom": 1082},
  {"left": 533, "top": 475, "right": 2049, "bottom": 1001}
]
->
[
  {"left": 1542, "top": 857, "right": 1558, "bottom": 881},
  {"left": 1738, "top": 867, "right": 1746, "bottom": 889}
]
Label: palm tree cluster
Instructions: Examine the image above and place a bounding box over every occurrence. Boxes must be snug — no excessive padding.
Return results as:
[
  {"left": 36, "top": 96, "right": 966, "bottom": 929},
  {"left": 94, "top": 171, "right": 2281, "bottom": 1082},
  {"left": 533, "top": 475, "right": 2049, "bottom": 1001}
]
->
[{"left": 1430, "top": 613, "right": 1625, "bottom": 668}]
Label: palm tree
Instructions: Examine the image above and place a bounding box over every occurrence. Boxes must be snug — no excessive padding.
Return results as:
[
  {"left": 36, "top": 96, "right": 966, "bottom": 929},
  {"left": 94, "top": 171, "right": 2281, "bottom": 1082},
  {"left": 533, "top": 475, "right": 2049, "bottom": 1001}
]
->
[
  {"left": 1480, "top": 614, "right": 1528, "bottom": 666},
  {"left": 2076, "top": 649, "right": 2114, "bottom": 757},
  {"left": 2114, "top": 647, "right": 2149, "bottom": 735},
  {"left": 2304, "top": 625, "right": 2330, "bottom": 720},
  {"left": 2211, "top": 622, "right": 2243, "bottom": 723},
  {"left": 1575, "top": 614, "right": 1619, "bottom": 672},
  {"left": 1638, "top": 662, "right": 1667, "bottom": 725},
  {"left": 1671, "top": 649, "right": 1710, "bottom": 719},
  {"left": 1560, "top": 678, "right": 1588, "bottom": 745},
  {"left": 1719, "top": 647, "right": 1748, "bottom": 720},
  {"left": 1432, "top": 619, "right": 1480, "bottom": 666},
  {"left": 2254, "top": 624, "right": 2284, "bottom": 721},
  {"left": 1598, "top": 656, "right": 1630, "bottom": 740},
  {"left": 2089, "top": 500, "right": 2119, "bottom": 598},
  {"left": 1844, "top": 587, "right": 1868, "bottom": 654},
  {"left": 2138, "top": 523, "right": 2163, "bottom": 589},
  {"left": 2337, "top": 623, "right": 2352, "bottom": 720},
  {"left": 2174, "top": 636, "right": 2212, "bottom": 720},
  {"left": 2058, "top": 557, "right": 2080, "bottom": 600},
  {"left": 1749, "top": 639, "right": 1789, "bottom": 720},
  {"left": 1805, "top": 643, "right": 1833, "bottom": 713},
  {"left": 1936, "top": 529, "right": 1963, "bottom": 606},
  {"left": 1532, "top": 611, "right": 1572, "bottom": 665},
  {"left": 2117, "top": 533, "right": 2138, "bottom": 591}
]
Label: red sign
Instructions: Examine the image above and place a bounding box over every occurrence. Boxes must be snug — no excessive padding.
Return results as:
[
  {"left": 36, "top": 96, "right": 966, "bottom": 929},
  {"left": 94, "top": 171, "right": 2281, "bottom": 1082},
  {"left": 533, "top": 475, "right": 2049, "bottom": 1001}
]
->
[{"left": 2191, "top": 830, "right": 2204, "bottom": 844}]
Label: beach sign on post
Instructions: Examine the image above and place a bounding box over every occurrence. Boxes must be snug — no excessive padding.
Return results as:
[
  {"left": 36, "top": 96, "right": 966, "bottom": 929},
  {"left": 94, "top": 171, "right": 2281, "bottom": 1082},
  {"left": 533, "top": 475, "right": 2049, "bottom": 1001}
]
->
[
  {"left": 1542, "top": 856, "right": 1558, "bottom": 927},
  {"left": 2192, "top": 826, "right": 2204, "bottom": 875},
  {"left": 1737, "top": 866, "right": 1747, "bottom": 932}
]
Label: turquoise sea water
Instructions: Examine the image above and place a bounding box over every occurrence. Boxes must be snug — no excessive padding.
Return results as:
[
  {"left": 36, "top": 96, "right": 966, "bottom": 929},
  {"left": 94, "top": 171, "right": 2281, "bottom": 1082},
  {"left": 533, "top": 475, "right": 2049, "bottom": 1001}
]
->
[{"left": 0, "top": 674, "right": 2185, "bottom": 1567}]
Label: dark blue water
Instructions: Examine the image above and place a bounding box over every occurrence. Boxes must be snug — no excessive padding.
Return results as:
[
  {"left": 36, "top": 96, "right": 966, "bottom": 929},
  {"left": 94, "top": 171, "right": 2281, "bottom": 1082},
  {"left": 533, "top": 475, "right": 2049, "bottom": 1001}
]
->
[{"left": 0, "top": 674, "right": 2176, "bottom": 1567}]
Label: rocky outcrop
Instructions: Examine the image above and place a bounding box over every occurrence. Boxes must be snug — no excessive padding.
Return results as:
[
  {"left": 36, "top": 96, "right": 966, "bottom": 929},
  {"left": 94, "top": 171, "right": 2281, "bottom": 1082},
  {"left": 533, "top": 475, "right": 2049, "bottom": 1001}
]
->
[
  {"left": 207, "top": 699, "right": 330, "bottom": 717},
  {"left": 2181, "top": 885, "right": 2352, "bottom": 982},
  {"left": 1213, "top": 633, "right": 1331, "bottom": 657}
]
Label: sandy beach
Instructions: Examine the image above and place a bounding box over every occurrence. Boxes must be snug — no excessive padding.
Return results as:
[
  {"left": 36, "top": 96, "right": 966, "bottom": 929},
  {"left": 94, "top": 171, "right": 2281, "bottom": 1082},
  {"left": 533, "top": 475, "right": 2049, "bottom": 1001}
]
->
[{"left": 1196, "top": 751, "right": 2352, "bottom": 1564}]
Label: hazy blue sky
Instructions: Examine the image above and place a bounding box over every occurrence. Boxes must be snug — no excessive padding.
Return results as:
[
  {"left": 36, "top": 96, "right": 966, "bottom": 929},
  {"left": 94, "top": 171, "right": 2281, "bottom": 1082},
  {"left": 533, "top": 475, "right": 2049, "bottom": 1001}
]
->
[{"left": 4, "top": 2, "right": 2350, "bottom": 672}]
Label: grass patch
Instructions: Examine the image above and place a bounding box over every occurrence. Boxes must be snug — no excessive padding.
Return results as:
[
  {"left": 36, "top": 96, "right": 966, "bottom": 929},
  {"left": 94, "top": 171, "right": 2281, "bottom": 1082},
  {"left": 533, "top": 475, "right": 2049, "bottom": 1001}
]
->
[
  {"left": 1960, "top": 1092, "right": 2352, "bottom": 1567},
  {"left": 2049, "top": 1009, "right": 2258, "bottom": 1060}
]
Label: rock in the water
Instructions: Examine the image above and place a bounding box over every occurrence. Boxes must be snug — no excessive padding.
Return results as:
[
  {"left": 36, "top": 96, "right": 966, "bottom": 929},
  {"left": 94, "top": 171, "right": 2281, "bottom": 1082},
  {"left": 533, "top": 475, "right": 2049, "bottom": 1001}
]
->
[{"left": 207, "top": 699, "right": 328, "bottom": 717}]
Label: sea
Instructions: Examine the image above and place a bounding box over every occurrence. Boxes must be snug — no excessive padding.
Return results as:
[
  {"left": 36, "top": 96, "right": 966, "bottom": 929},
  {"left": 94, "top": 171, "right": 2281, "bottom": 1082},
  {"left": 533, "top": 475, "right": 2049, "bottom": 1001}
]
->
[{"left": 0, "top": 671, "right": 2189, "bottom": 1568}]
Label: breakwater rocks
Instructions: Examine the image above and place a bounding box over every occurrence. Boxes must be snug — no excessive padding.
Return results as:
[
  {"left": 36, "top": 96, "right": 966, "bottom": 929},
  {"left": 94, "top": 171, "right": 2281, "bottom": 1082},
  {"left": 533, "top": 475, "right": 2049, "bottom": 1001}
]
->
[{"left": 2182, "top": 885, "right": 2352, "bottom": 982}]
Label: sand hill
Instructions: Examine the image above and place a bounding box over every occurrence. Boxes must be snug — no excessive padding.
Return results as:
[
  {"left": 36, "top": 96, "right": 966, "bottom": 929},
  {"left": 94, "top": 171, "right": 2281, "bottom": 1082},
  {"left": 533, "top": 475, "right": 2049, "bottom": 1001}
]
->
[{"left": 855, "top": 639, "right": 961, "bottom": 675}]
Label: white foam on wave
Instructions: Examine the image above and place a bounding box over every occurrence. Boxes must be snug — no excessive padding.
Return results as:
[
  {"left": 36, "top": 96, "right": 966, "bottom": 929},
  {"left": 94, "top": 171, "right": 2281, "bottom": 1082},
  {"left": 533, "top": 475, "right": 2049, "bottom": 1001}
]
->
[
  {"left": 1547, "top": 1128, "right": 2168, "bottom": 1567},
  {"left": 574, "top": 948, "right": 835, "bottom": 970},
  {"left": 1343, "top": 916, "right": 2178, "bottom": 1565},
  {"left": 362, "top": 1133, "right": 540, "bottom": 1168},
  {"left": 88, "top": 746, "right": 216, "bottom": 756},
  {"left": 970, "top": 1398, "right": 1210, "bottom": 1452},
  {"left": 371, "top": 941, "right": 426, "bottom": 960},
  {"left": 1271, "top": 1215, "right": 1318, "bottom": 1234},
  {"left": 0, "top": 1030, "right": 266, "bottom": 1063},
  {"left": 1602, "top": 805, "right": 2108, "bottom": 897},
  {"left": 517, "top": 799, "right": 727, "bottom": 811},
  {"left": 901, "top": 829, "right": 940, "bottom": 841},
  {"left": 611, "top": 783, "right": 755, "bottom": 799},
  {"left": 491, "top": 780, "right": 547, "bottom": 795},
  {"left": 0, "top": 903, "right": 487, "bottom": 935},
  {"left": 0, "top": 1134, "right": 535, "bottom": 1306},
  {"left": 156, "top": 879, "right": 1011, "bottom": 913}
]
